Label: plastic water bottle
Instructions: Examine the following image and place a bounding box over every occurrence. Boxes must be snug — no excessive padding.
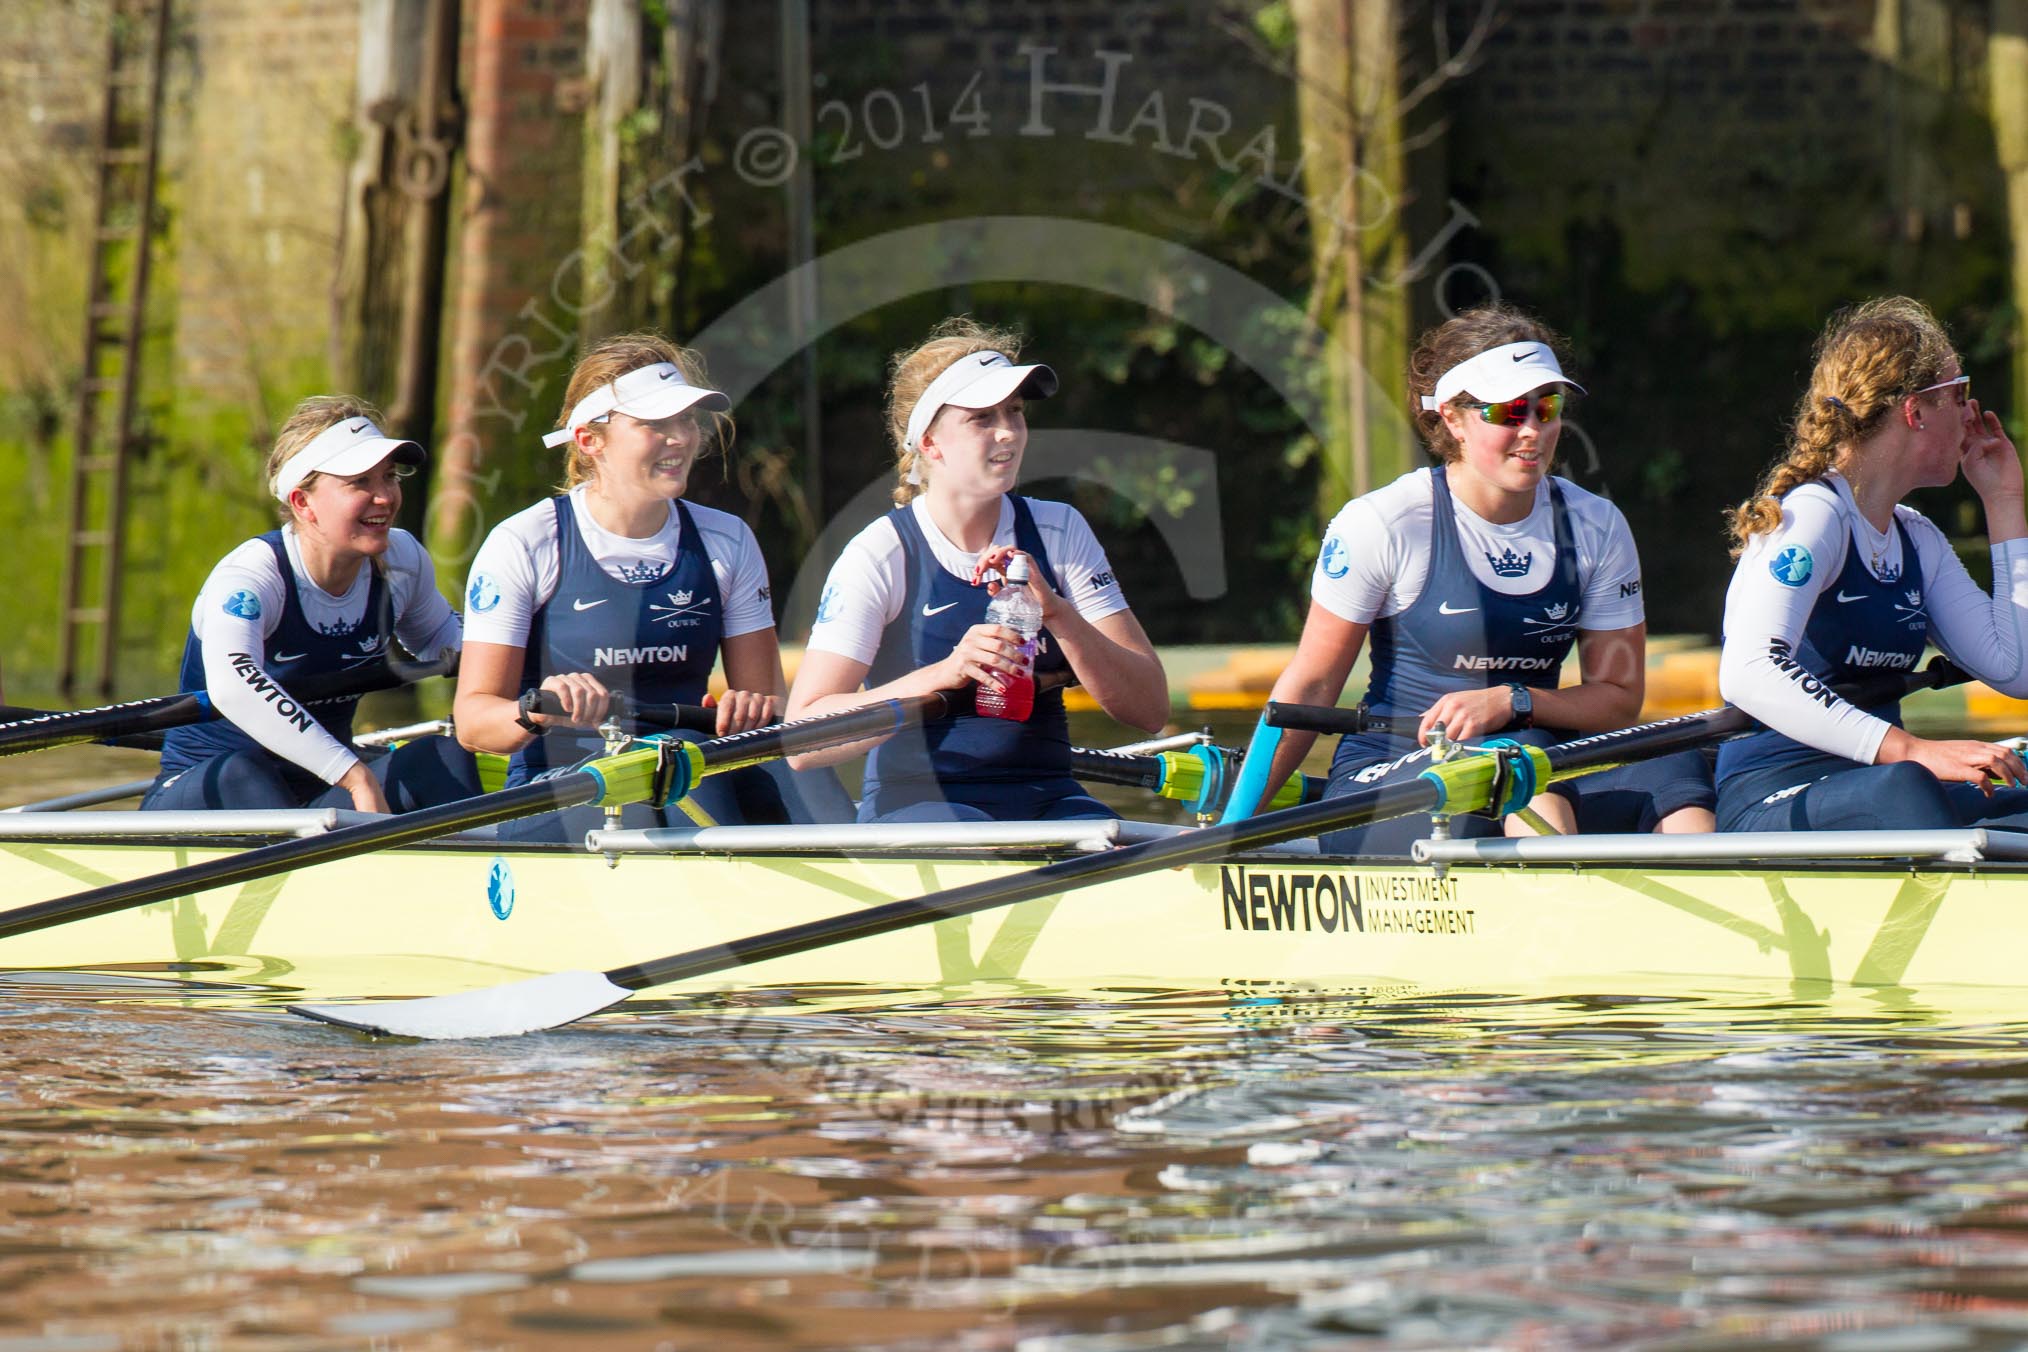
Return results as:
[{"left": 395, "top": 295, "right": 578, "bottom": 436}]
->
[{"left": 975, "top": 556, "right": 1041, "bottom": 721}]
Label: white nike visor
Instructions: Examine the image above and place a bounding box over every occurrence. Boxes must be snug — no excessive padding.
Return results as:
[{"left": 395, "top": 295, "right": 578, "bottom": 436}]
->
[
  {"left": 271, "top": 417, "right": 425, "bottom": 501},
  {"left": 1419, "top": 341, "right": 1585, "bottom": 411},
  {"left": 904, "top": 350, "right": 1059, "bottom": 451},
  {"left": 542, "top": 362, "right": 733, "bottom": 449}
]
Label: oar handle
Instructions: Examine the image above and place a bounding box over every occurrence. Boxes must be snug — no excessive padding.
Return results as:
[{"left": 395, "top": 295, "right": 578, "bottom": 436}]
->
[
  {"left": 1264, "top": 701, "right": 1421, "bottom": 738},
  {"left": 519, "top": 689, "right": 718, "bottom": 734},
  {"left": 1067, "top": 746, "right": 1166, "bottom": 791}
]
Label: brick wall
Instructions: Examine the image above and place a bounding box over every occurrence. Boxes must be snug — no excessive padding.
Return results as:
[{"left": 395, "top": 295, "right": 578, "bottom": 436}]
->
[
  {"left": 434, "top": 0, "right": 589, "bottom": 564},
  {"left": 1432, "top": 0, "right": 2010, "bottom": 633}
]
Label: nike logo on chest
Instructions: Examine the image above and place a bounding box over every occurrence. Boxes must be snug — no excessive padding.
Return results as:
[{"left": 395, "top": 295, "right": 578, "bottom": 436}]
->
[
  {"left": 573, "top": 598, "right": 608, "bottom": 611},
  {"left": 922, "top": 601, "right": 960, "bottom": 618}
]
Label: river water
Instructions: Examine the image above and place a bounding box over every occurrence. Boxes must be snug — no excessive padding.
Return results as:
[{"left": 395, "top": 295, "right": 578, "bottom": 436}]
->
[{"left": 7, "top": 739, "right": 2028, "bottom": 1348}]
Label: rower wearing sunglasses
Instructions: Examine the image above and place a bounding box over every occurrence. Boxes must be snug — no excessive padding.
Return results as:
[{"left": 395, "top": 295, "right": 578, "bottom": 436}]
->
[
  {"left": 1257, "top": 302, "right": 1713, "bottom": 854},
  {"left": 1716, "top": 296, "right": 2028, "bottom": 831}
]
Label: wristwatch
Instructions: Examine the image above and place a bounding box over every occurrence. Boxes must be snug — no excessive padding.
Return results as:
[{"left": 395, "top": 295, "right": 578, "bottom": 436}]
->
[{"left": 1506, "top": 683, "right": 1533, "bottom": 729}]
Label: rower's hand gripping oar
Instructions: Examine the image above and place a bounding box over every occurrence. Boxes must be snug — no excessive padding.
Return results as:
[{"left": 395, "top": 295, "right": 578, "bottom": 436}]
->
[
  {"left": 518, "top": 689, "right": 719, "bottom": 739},
  {"left": 0, "top": 655, "right": 460, "bottom": 759},
  {"left": 0, "top": 690, "right": 962, "bottom": 946},
  {"left": 287, "top": 660, "right": 1973, "bottom": 1041}
]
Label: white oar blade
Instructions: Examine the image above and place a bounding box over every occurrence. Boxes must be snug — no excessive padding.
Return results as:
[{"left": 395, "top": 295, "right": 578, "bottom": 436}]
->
[{"left": 288, "top": 970, "right": 632, "bottom": 1040}]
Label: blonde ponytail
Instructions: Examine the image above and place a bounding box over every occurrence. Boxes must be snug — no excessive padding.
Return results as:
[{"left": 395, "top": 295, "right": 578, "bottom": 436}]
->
[{"left": 1728, "top": 296, "right": 1955, "bottom": 556}]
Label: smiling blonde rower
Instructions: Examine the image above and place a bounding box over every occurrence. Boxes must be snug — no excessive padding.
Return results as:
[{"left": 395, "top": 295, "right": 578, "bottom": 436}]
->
[
  {"left": 144, "top": 396, "right": 474, "bottom": 814},
  {"left": 456, "top": 333, "right": 848, "bottom": 834}
]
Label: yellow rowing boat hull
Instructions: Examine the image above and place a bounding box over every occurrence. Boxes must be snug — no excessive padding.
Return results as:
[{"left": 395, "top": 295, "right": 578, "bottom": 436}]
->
[{"left": 0, "top": 838, "right": 2023, "bottom": 1012}]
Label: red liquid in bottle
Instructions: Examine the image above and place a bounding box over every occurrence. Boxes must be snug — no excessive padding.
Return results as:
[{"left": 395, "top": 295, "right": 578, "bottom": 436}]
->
[{"left": 975, "top": 667, "right": 1034, "bottom": 721}]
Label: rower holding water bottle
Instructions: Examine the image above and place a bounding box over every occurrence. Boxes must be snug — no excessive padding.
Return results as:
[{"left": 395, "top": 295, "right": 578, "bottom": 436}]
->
[{"left": 787, "top": 318, "right": 1169, "bottom": 822}]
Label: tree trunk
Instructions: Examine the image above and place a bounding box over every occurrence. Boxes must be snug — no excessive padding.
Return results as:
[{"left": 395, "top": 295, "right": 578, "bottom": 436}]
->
[
  {"left": 1992, "top": 2, "right": 2028, "bottom": 425},
  {"left": 1289, "top": 0, "right": 1410, "bottom": 519}
]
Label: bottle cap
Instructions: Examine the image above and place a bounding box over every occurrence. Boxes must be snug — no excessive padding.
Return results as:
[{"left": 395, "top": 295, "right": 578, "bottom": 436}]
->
[{"left": 1004, "top": 556, "right": 1031, "bottom": 584}]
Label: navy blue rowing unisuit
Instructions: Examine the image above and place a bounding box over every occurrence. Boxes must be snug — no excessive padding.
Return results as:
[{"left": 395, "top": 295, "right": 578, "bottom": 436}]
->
[
  {"left": 1718, "top": 517, "right": 1926, "bottom": 803},
  {"left": 1361, "top": 464, "right": 1584, "bottom": 721},
  {"left": 859, "top": 495, "right": 1105, "bottom": 822},
  {"left": 508, "top": 495, "right": 721, "bottom": 786},
  {"left": 158, "top": 531, "right": 389, "bottom": 779},
  {"left": 1321, "top": 467, "right": 1710, "bottom": 851}
]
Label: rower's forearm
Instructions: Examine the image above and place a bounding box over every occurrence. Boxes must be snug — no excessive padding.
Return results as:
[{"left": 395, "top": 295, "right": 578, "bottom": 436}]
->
[
  {"left": 455, "top": 695, "right": 536, "bottom": 756},
  {"left": 782, "top": 670, "right": 953, "bottom": 768},
  {"left": 1047, "top": 613, "right": 1169, "bottom": 732},
  {"left": 1530, "top": 680, "right": 1643, "bottom": 734}
]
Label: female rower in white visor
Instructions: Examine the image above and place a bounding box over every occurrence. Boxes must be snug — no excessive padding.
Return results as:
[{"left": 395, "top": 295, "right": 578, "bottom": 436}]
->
[
  {"left": 787, "top": 318, "right": 1169, "bottom": 822},
  {"left": 144, "top": 396, "right": 476, "bottom": 813},
  {"left": 455, "top": 332, "right": 847, "bottom": 833},
  {"left": 1253, "top": 302, "right": 1713, "bottom": 854}
]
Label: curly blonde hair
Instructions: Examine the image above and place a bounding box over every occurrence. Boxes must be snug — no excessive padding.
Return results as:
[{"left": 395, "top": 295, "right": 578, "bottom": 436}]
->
[
  {"left": 264, "top": 394, "right": 386, "bottom": 521},
  {"left": 552, "top": 332, "right": 732, "bottom": 490},
  {"left": 1728, "top": 296, "right": 1956, "bottom": 555},
  {"left": 1407, "top": 303, "right": 1571, "bottom": 465},
  {"left": 883, "top": 317, "right": 1028, "bottom": 506}
]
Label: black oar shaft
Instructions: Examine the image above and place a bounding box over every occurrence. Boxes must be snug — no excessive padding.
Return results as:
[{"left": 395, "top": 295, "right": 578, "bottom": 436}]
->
[
  {"left": 523, "top": 691, "right": 956, "bottom": 774},
  {"left": 605, "top": 661, "right": 1974, "bottom": 995},
  {"left": 0, "top": 657, "right": 458, "bottom": 757},
  {"left": 0, "top": 694, "right": 212, "bottom": 755},
  {"left": 682, "top": 693, "right": 957, "bottom": 775},
  {"left": 1066, "top": 747, "right": 1166, "bottom": 791},
  {"left": 0, "top": 687, "right": 964, "bottom": 946},
  {"left": 607, "top": 774, "right": 1444, "bottom": 991},
  {"left": 0, "top": 772, "right": 603, "bottom": 941}
]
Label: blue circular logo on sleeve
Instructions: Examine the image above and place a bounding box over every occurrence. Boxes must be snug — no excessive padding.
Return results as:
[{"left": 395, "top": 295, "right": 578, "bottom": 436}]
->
[
  {"left": 221, "top": 590, "right": 262, "bottom": 620},
  {"left": 467, "top": 573, "right": 501, "bottom": 613},
  {"left": 1319, "top": 535, "right": 1350, "bottom": 579},
  {"left": 1768, "top": 545, "right": 1815, "bottom": 587},
  {"left": 814, "top": 583, "right": 840, "bottom": 625}
]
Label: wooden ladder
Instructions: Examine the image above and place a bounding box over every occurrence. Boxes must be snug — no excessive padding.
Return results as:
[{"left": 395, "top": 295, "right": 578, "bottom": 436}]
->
[{"left": 58, "top": 0, "right": 172, "bottom": 700}]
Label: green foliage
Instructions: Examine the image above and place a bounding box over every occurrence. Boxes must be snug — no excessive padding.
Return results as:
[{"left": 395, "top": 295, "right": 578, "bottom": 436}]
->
[{"left": 1250, "top": 1, "right": 1296, "bottom": 54}]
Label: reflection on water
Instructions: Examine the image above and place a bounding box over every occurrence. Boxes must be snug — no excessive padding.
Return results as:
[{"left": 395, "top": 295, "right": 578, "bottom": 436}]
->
[{"left": 7, "top": 981, "right": 2028, "bottom": 1349}]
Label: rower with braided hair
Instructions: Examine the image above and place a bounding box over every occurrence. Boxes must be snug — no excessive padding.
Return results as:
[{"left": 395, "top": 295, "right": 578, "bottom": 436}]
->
[{"left": 1717, "top": 296, "right": 2028, "bottom": 830}]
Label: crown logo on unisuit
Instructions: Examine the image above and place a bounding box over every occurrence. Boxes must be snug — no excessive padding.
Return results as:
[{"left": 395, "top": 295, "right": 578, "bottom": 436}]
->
[{"left": 1486, "top": 547, "right": 1532, "bottom": 579}]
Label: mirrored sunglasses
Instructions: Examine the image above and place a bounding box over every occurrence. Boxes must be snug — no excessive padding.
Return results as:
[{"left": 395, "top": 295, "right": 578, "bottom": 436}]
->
[
  {"left": 1915, "top": 375, "right": 1969, "bottom": 406},
  {"left": 1466, "top": 392, "right": 1565, "bottom": 426}
]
